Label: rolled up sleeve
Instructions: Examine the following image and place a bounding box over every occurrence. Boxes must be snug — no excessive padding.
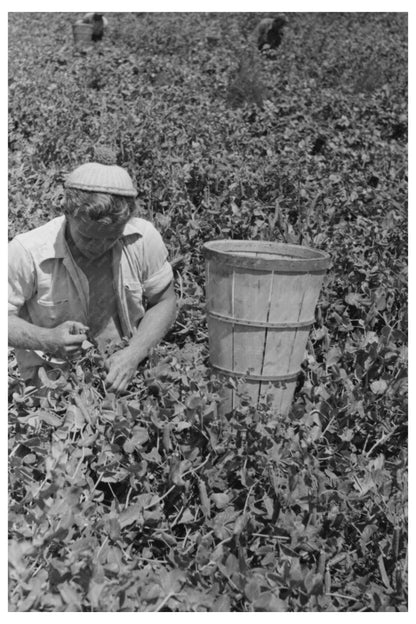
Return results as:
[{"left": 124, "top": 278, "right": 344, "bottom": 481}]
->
[
  {"left": 8, "top": 238, "right": 36, "bottom": 315},
  {"left": 141, "top": 225, "right": 173, "bottom": 300}
]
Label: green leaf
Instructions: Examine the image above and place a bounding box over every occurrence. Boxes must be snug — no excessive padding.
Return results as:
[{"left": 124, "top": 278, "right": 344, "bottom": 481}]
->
[
  {"left": 370, "top": 379, "right": 388, "bottom": 394},
  {"left": 131, "top": 427, "right": 149, "bottom": 446},
  {"left": 245, "top": 578, "right": 260, "bottom": 601},
  {"left": 177, "top": 508, "right": 194, "bottom": 524},
  {"left": 211, "top": 492, "right": 231, "bottom": 509},
  {"left": 118, "top": 504, "right": 144, "bottom": 529},
  {"left": 87, "top": 579, "right": 106, "bottom": 610},
  {"left": 38, "top": 410, "right": 62, "bottom": 427},
  {"left": 326, "top": 346, "right": 342, "bottom": 367}
]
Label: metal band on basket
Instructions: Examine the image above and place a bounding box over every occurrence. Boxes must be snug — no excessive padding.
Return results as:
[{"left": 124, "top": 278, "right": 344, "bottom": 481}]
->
[
  {"left": 211, "top": 364, "right": 300, "bottom": 383},
  {"left": 207, "top": 310, "right": 314, "bottom": 329}
]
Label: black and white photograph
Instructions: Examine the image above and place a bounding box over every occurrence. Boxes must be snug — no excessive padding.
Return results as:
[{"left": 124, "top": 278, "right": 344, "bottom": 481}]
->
[{"left": 7, "top": 4, "right": 408, "bottom": 613}]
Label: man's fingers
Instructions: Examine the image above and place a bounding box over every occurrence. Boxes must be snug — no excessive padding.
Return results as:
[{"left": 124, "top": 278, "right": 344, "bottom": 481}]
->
[
  {"left": 62, "top": 346, "right": 84, "bottom": 359},
  {"left": 116, "top": 385, "right": 128, "bottom": 395},
  {"left": 65, "top": 346, "right": 78, "bottom": 354},
  {"left": 64, "top": 332, "right": 88, "bottom": 345},
  {"left": 105, "top": 368, "right": 129, "bottom": 393},
  {"left": 65, "top": 344, "right": 83, "bottom": 354},
  {"left": 105, "top": 366, "right": 117, "bottom": 386},
  {"left": 103, "top": 357, "right": 113, "bottom": 372},
  {"left": 68, "top": 321, "right": 90, "bottom": 334},
  {"left": 107, "top": 380, "right": 128, "bottom": 394},
  {"left": 105, "top": 351, "right": 136, "bottom": 393}
]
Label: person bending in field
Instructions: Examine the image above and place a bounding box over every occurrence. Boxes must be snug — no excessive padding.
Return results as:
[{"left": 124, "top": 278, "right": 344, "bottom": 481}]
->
[
  {"left": 8, "top": 147, "right": 177, "bottom": 393},
  {"left": 76, "top": 12, "right": 108, "bottom": 41},
  {"left": 255, "top": 15, "right": 287, "bottom": 50}
]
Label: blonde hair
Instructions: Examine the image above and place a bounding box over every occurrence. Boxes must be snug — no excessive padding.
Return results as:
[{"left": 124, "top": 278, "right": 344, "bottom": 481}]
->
[{"left": 64, "top": 188, "right": 136, "bottom": 224}]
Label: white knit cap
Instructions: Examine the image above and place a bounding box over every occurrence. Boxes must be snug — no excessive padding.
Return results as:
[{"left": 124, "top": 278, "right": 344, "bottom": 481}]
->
[{"left": 65, "top": 147, "right": 137, "bottom": 197}]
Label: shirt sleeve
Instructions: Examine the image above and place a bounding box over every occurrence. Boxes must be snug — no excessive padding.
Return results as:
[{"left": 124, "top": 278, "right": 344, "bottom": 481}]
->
[
  {"left": 141, "top": 223, "right": 173, "bottom": 300},
  {"left": 8, "top": 238, "right": 36, "bottom": 315}
]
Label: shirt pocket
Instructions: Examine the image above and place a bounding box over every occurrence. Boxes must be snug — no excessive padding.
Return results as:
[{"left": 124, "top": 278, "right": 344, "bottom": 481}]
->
[
  {"left": 124, "top": 281, "right": 144, "bottom": 327},
  {"left": 35, "top": 297, "right": 70, "bottom": 327},
  {"left": 37, "top": 295, "right": 69, "bottom": 306},
  {"left": 36, "top": 275, "right": 70, "bottom": 308}
]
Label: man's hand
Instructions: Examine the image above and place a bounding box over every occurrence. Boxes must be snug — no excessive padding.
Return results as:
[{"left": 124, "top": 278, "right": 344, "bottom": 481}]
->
[
  {"left": 45, "top": 321, "right": 90, "bottom": 359},
  {"left": 104, "top": 347, "right": 141, "bottom": 393},
  {"left": 102, "top": 281, "right": 176, "bottom": 393}
]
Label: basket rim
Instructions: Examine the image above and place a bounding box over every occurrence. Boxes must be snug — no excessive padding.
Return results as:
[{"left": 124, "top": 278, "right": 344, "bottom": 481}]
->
[{"left": 203, "top": 239, "right": 331, "bottom": 272}]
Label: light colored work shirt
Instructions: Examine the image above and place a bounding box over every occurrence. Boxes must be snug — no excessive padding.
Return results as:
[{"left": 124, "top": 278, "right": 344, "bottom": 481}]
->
[{"left": 8, "top": 215, "right": 173, "bottom": 380}]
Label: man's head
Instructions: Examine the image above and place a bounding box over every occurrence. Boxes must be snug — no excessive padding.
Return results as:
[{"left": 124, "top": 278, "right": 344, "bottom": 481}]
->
[
  {"left": 63, "top": 147, "right": 138, "bottom": 258},
  {"left": 63, "top": 188, "right": 136, "bottom": 224}
]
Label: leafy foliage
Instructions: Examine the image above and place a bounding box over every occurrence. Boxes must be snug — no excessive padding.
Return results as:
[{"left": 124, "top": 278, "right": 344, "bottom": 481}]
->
[{"left": 8, "top": 12, "right": 407, "bottom": 612}]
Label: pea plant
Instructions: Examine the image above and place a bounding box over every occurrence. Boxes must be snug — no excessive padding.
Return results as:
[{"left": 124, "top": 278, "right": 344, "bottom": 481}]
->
[{"left": 8, "top": 12, "right": 407, "bottom": 612}]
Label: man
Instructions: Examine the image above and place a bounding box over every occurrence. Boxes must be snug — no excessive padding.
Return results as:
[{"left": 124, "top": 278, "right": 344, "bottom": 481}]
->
[{"left": 8, "top": 147, "right": 177, "bottom": 393}]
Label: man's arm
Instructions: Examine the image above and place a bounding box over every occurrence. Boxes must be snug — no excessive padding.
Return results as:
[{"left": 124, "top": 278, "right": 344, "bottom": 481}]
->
[
  {"left": 105, "top": 282, "right": 177, "bottom": 392},
  {"left": 9, "top": 315, "right": 89, "bottom": 359}
]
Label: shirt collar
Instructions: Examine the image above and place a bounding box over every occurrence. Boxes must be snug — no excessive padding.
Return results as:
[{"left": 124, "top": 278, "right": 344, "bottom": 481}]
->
[{"left": 39, "top": 216, "right": 145, "bottom": 261}]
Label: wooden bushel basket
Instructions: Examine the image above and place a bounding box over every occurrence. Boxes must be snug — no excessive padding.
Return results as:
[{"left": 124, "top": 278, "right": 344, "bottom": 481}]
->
[
  {"left": 203, "top": 240, "right": 331, "bottom": 415},
  {"left": 72, "top": 23, "right": 93, "bottom": 44}
]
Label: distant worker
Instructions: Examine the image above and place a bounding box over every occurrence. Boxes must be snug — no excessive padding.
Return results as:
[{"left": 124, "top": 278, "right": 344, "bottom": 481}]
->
[
  {"left": 76, "top": 12, "right": 108, "bottom": 41},
  {"left": 255, "top": 15, "right": 287, "bottom": 50}
]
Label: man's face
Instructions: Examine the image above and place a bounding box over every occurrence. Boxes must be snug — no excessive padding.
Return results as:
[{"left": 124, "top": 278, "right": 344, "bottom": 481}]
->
[{"left": 66, "top": 216, "right": 127, "bottom": 259}]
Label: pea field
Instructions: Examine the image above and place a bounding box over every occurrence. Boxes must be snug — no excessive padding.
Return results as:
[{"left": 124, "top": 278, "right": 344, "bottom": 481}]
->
[{"left": 8, "top": 12, "right": 408, "bottom": 612}]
